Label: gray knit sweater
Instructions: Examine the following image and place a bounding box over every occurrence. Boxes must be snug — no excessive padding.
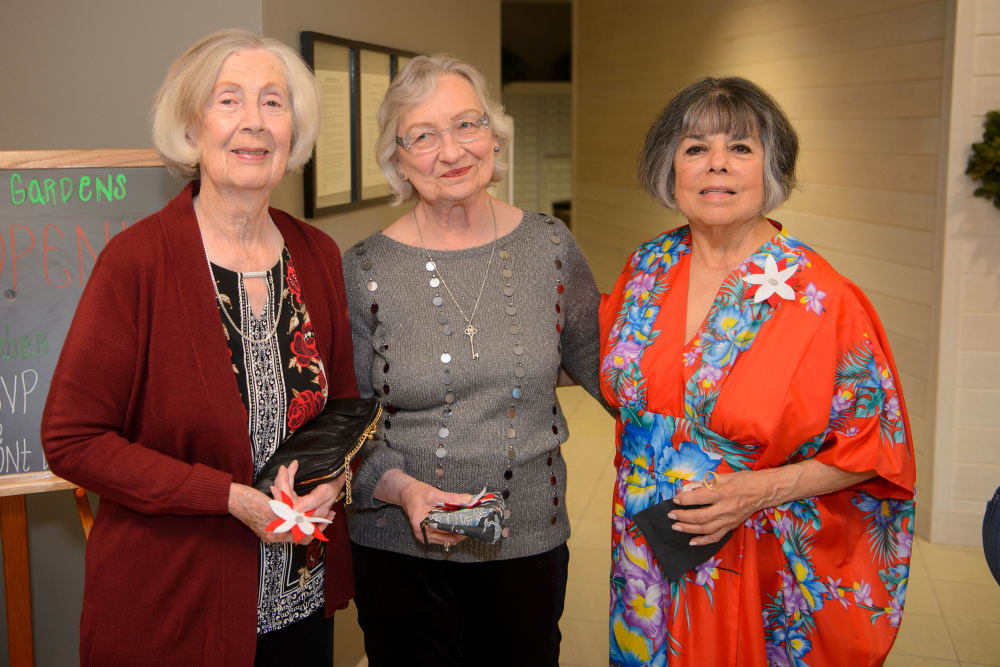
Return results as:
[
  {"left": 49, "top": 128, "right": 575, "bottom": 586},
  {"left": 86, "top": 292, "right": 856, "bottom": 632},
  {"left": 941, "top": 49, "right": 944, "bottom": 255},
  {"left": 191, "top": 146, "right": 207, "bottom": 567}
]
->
[{"left": 342, "top": 210, "right": 604, "bottom": 562}]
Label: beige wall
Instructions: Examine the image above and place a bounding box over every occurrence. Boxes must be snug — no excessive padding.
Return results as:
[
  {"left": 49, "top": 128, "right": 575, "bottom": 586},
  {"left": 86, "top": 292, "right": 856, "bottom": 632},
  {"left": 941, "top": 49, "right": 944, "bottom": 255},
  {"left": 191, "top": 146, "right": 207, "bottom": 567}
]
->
[
  {"left": 574, "top": 0, "right": 959, "bottom": 538},
  {"left": 0, "top": 0, "right": 263, "bottom": 150},
  {"left": 931, "top": 0, "right": 1000, "bottom": 545},
  {"left": 262, "top": 0, "right": 502, "bottom": 252}
]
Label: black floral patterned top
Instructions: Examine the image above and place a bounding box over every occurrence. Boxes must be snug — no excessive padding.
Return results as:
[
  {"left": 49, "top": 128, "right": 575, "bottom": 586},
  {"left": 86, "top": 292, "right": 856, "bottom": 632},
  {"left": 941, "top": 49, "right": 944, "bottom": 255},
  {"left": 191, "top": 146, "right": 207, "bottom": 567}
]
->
[{"left": 210, "top": 246, "right": 329, "bottom": 634}]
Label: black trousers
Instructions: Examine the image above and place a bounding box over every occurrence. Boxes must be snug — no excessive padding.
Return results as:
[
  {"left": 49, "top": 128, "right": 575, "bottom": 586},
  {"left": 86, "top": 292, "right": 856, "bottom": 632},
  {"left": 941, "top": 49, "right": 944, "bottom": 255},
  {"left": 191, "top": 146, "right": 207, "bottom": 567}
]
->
[
  {"left": 255, "top": 606, "right": 333, "bottom": 667},
  {"left": 352, "top": 541, "right": 569, "bottom": 667}
]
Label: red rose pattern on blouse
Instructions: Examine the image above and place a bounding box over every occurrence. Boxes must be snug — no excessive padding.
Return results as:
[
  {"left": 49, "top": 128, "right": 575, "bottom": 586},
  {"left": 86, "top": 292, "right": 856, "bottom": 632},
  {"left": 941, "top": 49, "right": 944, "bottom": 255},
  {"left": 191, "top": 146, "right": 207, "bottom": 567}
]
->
[
  {"left": 291, "top": 323, "right": 319, "bottom": 370},
  {"left": 288, "top": 388, "right": 325, "bottom": 432}
]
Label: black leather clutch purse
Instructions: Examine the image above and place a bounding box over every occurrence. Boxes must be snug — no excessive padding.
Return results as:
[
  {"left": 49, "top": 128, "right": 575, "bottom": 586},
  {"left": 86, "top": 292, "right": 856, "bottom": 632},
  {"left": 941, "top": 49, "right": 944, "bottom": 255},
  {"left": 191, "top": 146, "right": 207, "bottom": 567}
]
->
[{"left": 253, "top": 397, "right": 381, "bottom": 504}]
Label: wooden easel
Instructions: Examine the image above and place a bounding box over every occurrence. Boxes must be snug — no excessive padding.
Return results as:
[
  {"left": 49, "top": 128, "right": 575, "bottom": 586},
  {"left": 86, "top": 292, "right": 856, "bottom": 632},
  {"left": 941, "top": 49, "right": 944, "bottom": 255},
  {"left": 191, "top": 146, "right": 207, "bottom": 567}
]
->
[{"left": 0, "top": 473, "right": 92, "bottom": 667}]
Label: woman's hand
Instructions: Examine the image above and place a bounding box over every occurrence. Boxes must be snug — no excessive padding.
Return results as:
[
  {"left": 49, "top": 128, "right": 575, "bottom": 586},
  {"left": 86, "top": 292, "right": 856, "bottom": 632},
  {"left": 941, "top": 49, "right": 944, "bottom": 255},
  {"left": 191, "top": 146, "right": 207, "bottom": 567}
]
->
[
  {"left": 271, "top": 460, "right": 346, "bottom": 546},
  {"left": 228, "top": 461, "right": 346, "bottom": 545},
  {"left": 374, "top": 469, "right": 474, "bottom": 549},
  {"left": 667, "top": 470, "right": 771, "bottom": 546},
  {"left": 228, "top": 481, "right": 298, "bottom": 543},
  {"left": 668, "top": 461, "right": 877, "bottom": 545},
  {"left": 399, "top": 479, "right": 474, "bottom": 548}
]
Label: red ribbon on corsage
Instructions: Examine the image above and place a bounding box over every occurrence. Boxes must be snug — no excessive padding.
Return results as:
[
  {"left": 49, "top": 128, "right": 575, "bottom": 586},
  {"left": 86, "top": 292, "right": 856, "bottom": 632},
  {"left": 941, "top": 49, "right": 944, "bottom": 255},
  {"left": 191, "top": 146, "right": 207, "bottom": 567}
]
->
[{"left": 266, "top": 490, "right": 331, "bottom": 543}]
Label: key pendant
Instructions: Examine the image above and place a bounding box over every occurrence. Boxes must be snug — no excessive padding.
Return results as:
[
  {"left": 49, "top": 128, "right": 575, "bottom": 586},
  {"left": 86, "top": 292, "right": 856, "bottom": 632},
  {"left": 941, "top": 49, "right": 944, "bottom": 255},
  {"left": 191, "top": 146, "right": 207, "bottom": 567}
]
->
[{"left": 464, "top": 324, "right": 479, "bottom": 359}]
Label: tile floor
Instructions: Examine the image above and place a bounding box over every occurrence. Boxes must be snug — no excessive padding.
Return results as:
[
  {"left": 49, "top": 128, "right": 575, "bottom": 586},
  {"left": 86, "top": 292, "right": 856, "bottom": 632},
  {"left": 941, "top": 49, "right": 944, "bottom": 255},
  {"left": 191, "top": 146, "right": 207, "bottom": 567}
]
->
[{"left": 555, "top": 386, "right": 1000, "bottom": 667}]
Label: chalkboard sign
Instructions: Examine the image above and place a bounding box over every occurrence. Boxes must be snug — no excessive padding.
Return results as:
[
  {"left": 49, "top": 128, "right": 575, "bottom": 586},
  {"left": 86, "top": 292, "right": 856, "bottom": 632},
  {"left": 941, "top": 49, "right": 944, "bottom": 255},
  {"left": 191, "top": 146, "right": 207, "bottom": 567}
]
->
[{"left": 0, "top": 150, "right": 182, "bottom": 487}]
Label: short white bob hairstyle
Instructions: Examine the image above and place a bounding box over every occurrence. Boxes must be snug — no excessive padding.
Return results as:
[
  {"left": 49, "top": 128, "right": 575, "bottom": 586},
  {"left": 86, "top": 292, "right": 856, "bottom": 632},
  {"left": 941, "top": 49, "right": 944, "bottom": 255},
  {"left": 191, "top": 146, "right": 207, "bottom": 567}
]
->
[
  {"left": 152, "top": 29, "right": 320, "bottom": 180},
  {"left": 375, "top": 53, "right": 514, "bottom": 206}
]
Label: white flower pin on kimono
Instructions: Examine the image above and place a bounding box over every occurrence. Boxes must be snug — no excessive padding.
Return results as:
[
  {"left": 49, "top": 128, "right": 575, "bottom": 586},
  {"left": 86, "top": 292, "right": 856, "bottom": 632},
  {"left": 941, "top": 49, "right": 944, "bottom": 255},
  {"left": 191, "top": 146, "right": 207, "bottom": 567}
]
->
[
  {"left": 266, "top": 490, "right": 331, "bottom": 543},
  {"left": 743, "top": 254, "right": 797, "bottom": 305}
]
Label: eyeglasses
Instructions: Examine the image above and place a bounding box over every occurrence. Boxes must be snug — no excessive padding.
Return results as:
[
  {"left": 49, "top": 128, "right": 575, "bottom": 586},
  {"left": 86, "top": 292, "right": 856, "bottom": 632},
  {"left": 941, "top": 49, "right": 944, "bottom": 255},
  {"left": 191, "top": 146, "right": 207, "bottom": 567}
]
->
[{"left": 396, "top": 114, "right": 490, "bottom": 154}]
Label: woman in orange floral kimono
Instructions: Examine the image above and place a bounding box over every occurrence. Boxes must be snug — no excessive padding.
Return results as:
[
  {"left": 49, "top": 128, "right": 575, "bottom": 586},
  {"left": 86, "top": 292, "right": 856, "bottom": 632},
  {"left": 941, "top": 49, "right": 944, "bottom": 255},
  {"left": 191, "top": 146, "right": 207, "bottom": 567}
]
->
[{"left": 599, "top": 77, "right": 915, "bottom": 666}]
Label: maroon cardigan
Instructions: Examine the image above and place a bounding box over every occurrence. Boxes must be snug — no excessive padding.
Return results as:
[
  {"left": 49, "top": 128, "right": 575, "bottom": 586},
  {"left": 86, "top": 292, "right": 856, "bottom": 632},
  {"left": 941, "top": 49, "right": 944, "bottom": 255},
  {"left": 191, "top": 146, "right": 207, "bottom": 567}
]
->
[{"left": 41, "top": 182, "right": 358, "bottom": 666}]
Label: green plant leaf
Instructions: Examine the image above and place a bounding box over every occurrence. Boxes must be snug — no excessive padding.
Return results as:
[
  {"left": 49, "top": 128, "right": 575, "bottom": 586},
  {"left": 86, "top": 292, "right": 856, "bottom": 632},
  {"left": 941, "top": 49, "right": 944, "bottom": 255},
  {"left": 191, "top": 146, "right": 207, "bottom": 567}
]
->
[{"left": 967, "top": 110, "right": 1000, "bottom": 209}]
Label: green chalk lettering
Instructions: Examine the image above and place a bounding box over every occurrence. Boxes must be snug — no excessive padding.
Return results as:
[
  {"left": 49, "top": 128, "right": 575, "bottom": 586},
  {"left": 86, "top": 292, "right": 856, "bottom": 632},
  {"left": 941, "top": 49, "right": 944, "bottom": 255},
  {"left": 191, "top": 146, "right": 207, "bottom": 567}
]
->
[
  {"left": 114, "top": 173, "right": 127, "bottom": 200},
  {"left": 28, "top": 180, "right": 45, "bottom": 205},
  {"left": 79, "top": 176, "right": 92, "bottom": 201},
  {"left": 0, "top": 328, "right": 50, "bottom": 360},
  {"left": 60, "top": 177, "right": 73, "bottom": 203},
  {"left": 10, "top": 174, "right": 25, "bottom": 205},
  {"left": 95, "top": 174, "right": 113, "bottom": 202},
  {"left": 2, "top": 326, "right": 14, "bottom": 360},
  {"left": 43, "top": 178, "right": 56, "bottom": 204}
]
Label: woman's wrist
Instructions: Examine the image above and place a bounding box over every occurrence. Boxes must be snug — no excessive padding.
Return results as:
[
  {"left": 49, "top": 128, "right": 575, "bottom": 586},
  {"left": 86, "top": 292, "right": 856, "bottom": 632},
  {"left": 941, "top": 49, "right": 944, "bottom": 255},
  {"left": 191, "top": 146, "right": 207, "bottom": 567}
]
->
[
  {"left": 750, "top": 460, "right": 874, "bottom": 512},
  {"left": 227, "top": 482, "right": 248, "bottom": 516},
  {"left": 373, "top": 468, "right": 419, "bottom": 507},
  {"left": 757, "top": 464, "right": 804, "bottom": 510}
]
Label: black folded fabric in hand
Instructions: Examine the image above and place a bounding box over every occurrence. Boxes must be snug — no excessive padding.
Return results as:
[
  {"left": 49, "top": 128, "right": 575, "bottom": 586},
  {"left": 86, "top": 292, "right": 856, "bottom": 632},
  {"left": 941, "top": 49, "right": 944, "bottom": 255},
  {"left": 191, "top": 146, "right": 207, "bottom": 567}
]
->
[{"left": 632, "top": 499, "right": 733, "bottom": 581}]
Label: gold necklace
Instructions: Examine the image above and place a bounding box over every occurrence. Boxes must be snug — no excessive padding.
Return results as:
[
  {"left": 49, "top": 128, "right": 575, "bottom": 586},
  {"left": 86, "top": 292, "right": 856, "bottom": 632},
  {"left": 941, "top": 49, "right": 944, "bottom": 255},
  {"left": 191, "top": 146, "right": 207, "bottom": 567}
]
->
[
  {"left": 412, "top": 200, "right": 497, "bottom": 359},
  {"left": 194, "top": 195, "right": 286, "bottom": 344}
]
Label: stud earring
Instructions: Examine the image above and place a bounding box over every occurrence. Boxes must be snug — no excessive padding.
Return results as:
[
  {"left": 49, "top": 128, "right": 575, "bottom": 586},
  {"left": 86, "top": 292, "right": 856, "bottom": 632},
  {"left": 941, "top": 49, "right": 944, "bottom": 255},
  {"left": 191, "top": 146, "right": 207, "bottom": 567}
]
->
[{"left": 493, "top": 146, "right": 500, "bottom": 153}]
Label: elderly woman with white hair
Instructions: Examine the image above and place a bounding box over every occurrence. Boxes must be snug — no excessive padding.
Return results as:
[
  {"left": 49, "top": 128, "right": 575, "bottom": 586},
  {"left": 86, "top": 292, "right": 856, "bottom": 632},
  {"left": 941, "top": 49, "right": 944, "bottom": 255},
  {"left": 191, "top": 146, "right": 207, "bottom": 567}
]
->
[
  {"left": 342, "top": 53, "right": 606, "bottom": 665},
  {"left": 41, "top": 29, "right": 357, "bottom": 665}
]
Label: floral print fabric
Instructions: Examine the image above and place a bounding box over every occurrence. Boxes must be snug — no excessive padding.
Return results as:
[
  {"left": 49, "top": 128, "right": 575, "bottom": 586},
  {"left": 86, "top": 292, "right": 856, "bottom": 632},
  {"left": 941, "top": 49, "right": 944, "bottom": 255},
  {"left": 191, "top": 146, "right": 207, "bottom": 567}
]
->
[{"left": 599, "top": 224, "right": 915, "bottom": 666}]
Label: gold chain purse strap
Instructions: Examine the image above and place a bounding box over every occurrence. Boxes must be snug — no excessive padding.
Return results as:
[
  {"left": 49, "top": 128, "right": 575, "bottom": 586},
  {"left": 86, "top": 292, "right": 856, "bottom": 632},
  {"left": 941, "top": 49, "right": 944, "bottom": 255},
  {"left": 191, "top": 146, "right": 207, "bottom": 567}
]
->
[{"left": 294, "top": 403, "right": 383, "bottom": 505}]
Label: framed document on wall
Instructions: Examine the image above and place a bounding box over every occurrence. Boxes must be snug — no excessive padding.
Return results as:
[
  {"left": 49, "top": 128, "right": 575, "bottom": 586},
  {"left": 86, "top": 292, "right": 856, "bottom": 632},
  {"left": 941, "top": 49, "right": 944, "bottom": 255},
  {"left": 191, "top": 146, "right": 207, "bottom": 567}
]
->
[
  {"left": 301, "top": 32, "right": 417, "bottom": 217},
  {"left": 359, "top": 49, "right": 392, "bottom": 201},
  {"left": 311, "top": 41, "right": 352, "bottom": 211}
]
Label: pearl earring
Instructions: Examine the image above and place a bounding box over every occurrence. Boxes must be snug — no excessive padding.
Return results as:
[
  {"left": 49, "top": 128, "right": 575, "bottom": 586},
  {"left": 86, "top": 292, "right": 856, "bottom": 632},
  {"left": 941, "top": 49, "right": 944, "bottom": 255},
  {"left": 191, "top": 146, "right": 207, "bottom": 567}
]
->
[{"left": 493, "top": 146, "right": 500, "bottom": 153}]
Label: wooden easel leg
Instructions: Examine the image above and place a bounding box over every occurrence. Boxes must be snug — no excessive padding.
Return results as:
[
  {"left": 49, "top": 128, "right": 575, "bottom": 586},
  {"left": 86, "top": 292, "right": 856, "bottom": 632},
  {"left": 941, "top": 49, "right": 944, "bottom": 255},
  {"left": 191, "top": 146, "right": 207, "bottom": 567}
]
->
[{"left": 0, "top": 494, "right": 34, "bottom": 667}]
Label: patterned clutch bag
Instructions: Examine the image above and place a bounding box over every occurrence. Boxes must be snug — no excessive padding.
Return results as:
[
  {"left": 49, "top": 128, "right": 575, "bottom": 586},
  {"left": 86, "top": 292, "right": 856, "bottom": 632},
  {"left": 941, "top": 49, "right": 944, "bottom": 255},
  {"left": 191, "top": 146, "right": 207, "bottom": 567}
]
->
[{"left": 420, "top": 490, "right": 507, "bottom": 546}]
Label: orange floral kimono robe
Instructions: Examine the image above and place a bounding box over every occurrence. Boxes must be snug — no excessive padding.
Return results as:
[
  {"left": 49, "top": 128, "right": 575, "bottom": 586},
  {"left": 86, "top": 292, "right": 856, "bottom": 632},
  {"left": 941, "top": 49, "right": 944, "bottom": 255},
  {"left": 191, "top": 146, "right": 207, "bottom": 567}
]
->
[{"left": 598, "top": 224, "right": 915, "bottom": 666}]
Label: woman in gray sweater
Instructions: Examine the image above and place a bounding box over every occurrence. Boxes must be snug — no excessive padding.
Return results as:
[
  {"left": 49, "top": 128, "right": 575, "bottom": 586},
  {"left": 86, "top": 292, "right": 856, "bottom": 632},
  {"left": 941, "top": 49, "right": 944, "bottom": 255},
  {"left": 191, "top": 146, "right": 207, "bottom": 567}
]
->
[{"left": 343, "top": 54, "right": 605, "bottom": 665}]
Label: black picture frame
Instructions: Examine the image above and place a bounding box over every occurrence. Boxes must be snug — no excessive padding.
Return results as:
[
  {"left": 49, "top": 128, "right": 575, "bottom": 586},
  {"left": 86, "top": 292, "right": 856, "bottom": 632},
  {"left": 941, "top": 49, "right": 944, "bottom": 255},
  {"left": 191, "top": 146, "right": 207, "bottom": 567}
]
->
[{"left": 301, "top": 31, "right": 418, "bottom": 218}]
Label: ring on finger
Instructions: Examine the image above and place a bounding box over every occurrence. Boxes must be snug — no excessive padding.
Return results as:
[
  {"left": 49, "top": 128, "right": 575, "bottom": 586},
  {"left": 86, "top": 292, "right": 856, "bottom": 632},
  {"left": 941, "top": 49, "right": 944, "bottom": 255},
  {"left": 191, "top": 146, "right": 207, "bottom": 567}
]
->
[{"left": 704, "top": 471, "right": 720, "bottom": 491}]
